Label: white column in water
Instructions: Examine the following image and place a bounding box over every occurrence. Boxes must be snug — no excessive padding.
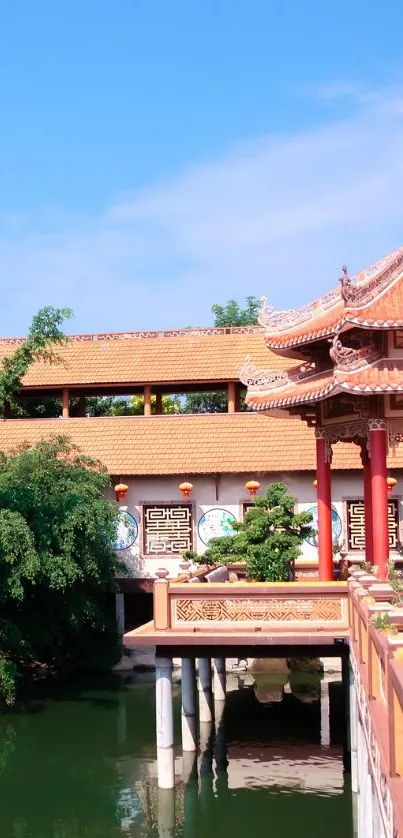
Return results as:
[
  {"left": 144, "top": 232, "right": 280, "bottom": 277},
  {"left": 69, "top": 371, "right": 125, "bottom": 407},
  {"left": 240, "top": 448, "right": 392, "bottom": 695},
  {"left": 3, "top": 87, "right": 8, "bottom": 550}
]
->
[
  {"left": 320, "top": 678, "right": 330, "bottom": 748},
  {"left": 156, "top": 657, "right": 175, "bottom": 789},
  {"left": 213, "top": 658, "right": 226, "bottom": 702},
  {"left": 181, "top": 658, "right": 197, "bottom": 752},
  {"left": 116, "top": 592, "right": 125, "bottom": 648},
  {"left": 198, "top": 659, "right": 213, "bottom": 723}
]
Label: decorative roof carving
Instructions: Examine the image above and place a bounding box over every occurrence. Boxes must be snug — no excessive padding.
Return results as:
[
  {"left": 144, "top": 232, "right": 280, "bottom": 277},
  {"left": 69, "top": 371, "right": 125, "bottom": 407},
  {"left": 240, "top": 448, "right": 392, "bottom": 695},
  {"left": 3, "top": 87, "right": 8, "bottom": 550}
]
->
[
  {"left": 339, "top": 250, "right": 403, "bottom": 309},
  {"left": 328, "top": 334, "right": 382, "bottom": 370},
  {"left": 258, "top": 289, "right": 340, "bottom": 333},
  {"left": 240, "top": 355, "right": 290, "bottom": 390}
]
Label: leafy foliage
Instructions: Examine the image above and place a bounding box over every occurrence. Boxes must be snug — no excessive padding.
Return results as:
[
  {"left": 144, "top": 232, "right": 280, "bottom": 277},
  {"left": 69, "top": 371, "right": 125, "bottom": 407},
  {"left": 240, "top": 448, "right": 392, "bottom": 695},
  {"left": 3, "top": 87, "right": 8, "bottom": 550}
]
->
[
  {"left": 211, "top": 296, "right": 261, "bottom": 327},
  {"left": 0, "top": 306, "right": 73, "bottom": 416},
  {"left": 201, "top": 483, "right": 314, "bottom": 581},
  {"left": 0, "top": 437, "right": 123, "bottom": 705}
]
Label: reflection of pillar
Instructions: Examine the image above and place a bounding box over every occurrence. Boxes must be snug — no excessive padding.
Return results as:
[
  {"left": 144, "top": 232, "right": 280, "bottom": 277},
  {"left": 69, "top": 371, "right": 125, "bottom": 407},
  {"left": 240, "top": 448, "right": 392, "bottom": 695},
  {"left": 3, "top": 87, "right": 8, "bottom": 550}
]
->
[
  {"left": 182, "top": 658, "right": 197, "bottom": 752},
  {"left": 214, "top": 699, "right": 228, "bottom": 775},
  {"left": 157, "top": 787, "right": 175, "bottom": 838},
  {"left": 361, "top": 447, "right": 374, "bottom": 565},
  {"left": 213, "top": 659, "right": 226, "bottom": 701},
  {"left": 349, "top": 665, "right": 358, "bottom": 836},
  {"left": 156, "top": 657, "right": 175, "bottom": 789},
  {"left": 198, "top": 659, "right": 213, "bottom": 723},
  {"left": 183, "top": 752, "right": 198, "bottom": 838},
  {"left": 320, "top": 679, "right": 330, "bottom": 748},
  {"left": 117, "top": 694, "right": 127, "bottom": 745},
  {"left": 315, "top": 430, "right": 333, "bottom": 581},
  {"left": 199, "top": 720, "right": 214, "bottom": 816},
  {"left": 369, "top": 421, "right": 389, "bottom": 580},
  {"left": 116, "top": 592, "right": 125, "bottom": 655}
]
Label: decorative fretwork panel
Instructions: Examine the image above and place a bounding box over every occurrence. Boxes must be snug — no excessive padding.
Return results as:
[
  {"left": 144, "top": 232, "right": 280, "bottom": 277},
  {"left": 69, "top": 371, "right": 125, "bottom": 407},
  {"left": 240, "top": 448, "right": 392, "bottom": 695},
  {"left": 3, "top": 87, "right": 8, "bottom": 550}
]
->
[
  {"left": 172, "top": 596, "right": 344, "bottom": 625},
  {"left": 346, "top": 499, "right": 399, "bottom": 551},
  {"left": 143, "top": 505, "right": 192, "bottom": 555}
]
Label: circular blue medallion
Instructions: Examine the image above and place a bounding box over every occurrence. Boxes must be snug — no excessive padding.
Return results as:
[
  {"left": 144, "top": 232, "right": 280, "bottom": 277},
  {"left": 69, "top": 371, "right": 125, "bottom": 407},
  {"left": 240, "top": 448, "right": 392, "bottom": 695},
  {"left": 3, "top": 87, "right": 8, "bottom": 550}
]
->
[
  {"left": 198, "top": 508, "right": 237, "bottom": 546},
  {"left": 112, "top": 510, "right": 138, "bottom": 551},
  {"left": 304, "top": 505, "right": 342, "bottom": 548}
]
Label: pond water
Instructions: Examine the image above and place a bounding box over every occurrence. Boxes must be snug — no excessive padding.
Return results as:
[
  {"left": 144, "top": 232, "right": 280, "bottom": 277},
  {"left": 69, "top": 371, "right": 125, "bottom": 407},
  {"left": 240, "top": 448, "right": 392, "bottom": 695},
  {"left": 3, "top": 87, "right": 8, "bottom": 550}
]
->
[{"left": 0, "top": 666, "right": 353, "bottom": 838}]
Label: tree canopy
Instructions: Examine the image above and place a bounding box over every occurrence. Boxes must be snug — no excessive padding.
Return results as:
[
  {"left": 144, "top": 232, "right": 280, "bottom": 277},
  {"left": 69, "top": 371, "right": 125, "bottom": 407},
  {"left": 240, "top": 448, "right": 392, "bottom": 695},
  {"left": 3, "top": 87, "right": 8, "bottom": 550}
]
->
[
  {"left": 0, "top": 436, "right": 122, "bottom": 706},
  {"left": 211, "top": 296, "right": 261, "bottom": 327},
  {"left": 200, "top": 483, "right": 314, "bottom": 581}
]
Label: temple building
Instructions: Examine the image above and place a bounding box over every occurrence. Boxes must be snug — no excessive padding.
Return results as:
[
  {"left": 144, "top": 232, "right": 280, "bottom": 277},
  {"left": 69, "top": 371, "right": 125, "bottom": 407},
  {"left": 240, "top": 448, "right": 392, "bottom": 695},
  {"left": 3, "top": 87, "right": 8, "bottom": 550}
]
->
[
  {"left": 0, "top": 247, "right": 402, "bottom": 622},
  {"left": 242, "top": 245, "right": 403, "bottom": 580}
]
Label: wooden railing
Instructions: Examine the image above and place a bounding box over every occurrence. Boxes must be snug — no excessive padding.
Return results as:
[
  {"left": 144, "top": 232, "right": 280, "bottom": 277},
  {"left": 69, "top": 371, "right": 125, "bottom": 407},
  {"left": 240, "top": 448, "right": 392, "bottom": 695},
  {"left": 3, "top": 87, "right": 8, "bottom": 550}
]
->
[{"left": 349, "top": 569, "right": 403, "bottom": 836}]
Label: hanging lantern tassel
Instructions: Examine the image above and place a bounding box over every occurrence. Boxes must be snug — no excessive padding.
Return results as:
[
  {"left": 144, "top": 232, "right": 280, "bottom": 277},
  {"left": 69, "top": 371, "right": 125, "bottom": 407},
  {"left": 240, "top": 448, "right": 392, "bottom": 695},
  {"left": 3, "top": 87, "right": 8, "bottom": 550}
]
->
[
  {"left": 114, "top": 482, "right": 129, "bottom": 503},
  {"left": 179, "top": 481, "right": 193, "bottom": 501},
  {"left": 387, "top": 476, "right": 397, "bottom": 497},
  {"left": 245, "top": 479, "right": 260, "bottom": 499}
]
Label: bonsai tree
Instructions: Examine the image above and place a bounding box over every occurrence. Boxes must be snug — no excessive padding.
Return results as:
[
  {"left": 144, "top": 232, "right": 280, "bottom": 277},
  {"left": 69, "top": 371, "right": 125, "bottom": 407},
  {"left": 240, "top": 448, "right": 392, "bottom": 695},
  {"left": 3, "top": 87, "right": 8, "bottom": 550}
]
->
[{"left": 202, "top": 482, "right": 314, "bottom": 581}]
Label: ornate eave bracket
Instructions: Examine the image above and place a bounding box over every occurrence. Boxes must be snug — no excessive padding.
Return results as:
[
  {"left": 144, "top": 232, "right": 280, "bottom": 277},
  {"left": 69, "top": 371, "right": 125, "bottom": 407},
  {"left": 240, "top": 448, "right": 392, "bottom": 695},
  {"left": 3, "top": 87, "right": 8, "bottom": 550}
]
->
[{"left": 315, "top": 421, "right": 373, "bottom": 463}]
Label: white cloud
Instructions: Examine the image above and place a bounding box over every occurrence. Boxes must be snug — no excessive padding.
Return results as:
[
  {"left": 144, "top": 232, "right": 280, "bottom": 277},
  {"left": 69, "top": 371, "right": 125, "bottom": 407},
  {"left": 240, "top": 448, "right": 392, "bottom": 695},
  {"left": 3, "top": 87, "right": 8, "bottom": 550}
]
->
[{"left": 1, "top": 89, "right": 403, "bottom": 334}]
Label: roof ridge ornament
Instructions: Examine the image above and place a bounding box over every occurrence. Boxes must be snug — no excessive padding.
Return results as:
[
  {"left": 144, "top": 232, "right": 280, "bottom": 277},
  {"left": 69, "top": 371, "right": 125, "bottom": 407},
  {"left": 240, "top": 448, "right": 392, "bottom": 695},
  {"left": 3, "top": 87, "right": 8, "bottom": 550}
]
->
[
  {"left": 339, "top": 265, "right": 353, "bottom": 303},
  {"left": 239, "top": 355, "right": 290, "bottom": 390}
]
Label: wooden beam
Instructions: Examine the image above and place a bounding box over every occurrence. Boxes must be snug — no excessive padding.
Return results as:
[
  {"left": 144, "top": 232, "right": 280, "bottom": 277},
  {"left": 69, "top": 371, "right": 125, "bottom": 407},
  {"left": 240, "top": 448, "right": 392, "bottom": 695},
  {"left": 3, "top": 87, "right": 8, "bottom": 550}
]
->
[
  {"left": 227, "top": 381, "right": 236, "bottom": 413},
  {"left": 62, "top": 388, "right": 69, "bottom": 418},
  {"left": 144, "top": 384, "right": 152, "bottom": 416}
]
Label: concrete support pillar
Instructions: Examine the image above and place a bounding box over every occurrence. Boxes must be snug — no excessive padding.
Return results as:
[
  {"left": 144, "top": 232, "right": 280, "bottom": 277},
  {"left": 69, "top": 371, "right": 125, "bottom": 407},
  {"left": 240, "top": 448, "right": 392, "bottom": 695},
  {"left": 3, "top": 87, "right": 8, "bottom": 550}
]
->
[
  {"left": 213, "top": 658, "right": 226, "bottom": 701},
  {"left": 144, "top": 384, "right": 152, "bottom": 416},
  {"left": 157, "top": 788, "right": 175, "bottom": 838},
  {"left": 370, "top": 422, "right": 389, "bottom": 580},
  {"left": 156, "top": 657, "right": 175, "bottom": 789},
  {"left": 155, "top": 391, "right": 163, "bottom": 415},
  {"left": 320, "top": 679, "right": 330, "bottom": 748},
  {"left": 62, "top": 388, "right": 69, "bottom": 418},
  {"left": 115, "top": 592, "right": 125, "bottom": 639},
  {"left": 198, "top": 658, "right": 213, "bottom": 723},
  {"left": 315, "top": 431, "right": 333, "bottom": 581},
  {"left": 78, "top": 394, "right": 86, "bottom": 417},
  {"left": 227, "top": 382, "right": 236, "bottom": 413},
  {"left": 181, "top": 658, "right": 197, "bottom": 752}
]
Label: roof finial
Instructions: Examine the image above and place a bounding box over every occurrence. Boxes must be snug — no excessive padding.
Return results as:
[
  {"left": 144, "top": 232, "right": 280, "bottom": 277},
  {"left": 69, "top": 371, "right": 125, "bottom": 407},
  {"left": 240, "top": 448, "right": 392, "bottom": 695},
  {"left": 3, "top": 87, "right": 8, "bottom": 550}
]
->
[{"left": 339, "top": 265, "right": 351, "bottom": 302}]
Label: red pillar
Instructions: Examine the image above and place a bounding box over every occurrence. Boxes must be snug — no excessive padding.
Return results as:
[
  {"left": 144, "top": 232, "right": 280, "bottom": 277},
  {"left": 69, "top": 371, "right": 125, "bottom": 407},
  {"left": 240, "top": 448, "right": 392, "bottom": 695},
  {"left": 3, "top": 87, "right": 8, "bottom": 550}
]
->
[
  {"left": 315, "top": 432, "right": 333, "bottom": 581},
  {"left": 370, "top": 422, "right": 389, "bottom": 580},
  {"left": 361, "top": 451, "right": 374, "bottom": 566}
]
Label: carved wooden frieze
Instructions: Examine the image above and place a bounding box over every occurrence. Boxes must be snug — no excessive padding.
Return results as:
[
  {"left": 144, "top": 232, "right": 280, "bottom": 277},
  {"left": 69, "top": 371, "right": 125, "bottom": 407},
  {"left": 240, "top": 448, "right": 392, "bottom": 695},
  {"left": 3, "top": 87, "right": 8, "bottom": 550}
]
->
[{"left": 172, "top": 595, "right": 345, "bottom": 625}]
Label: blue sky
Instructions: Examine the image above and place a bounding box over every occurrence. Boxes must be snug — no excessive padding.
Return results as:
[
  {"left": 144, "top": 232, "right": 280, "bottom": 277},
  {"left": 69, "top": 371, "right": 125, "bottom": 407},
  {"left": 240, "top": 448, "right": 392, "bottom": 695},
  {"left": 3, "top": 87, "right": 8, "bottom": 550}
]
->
[{"left": 1, "top": 0, "right": 403, "bottom": 334}]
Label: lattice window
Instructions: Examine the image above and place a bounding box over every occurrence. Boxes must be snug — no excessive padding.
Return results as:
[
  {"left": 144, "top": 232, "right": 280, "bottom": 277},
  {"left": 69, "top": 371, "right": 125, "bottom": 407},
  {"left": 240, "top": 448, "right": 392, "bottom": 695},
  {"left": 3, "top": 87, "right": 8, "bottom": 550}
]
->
[
  {"left": 346, "top": 499, "right": 399, "bottom": 551},
  {"left": 143, "top": 505, "right": 192, "bottom": 555}
]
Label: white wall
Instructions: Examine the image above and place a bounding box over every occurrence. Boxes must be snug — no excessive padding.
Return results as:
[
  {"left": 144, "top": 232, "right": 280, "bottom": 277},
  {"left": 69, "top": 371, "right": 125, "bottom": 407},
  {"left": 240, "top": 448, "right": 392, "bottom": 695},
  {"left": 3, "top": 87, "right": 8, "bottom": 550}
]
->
[{"left": 110, "top": 470, "right": 403, "bottom": 579}]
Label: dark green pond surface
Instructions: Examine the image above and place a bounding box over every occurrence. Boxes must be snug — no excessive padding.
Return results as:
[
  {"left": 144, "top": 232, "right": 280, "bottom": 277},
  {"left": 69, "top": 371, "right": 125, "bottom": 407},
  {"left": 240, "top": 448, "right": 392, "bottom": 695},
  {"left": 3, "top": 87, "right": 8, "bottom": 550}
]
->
[{"left": 0, "top": 669, "right": 353, "bottom": 838}]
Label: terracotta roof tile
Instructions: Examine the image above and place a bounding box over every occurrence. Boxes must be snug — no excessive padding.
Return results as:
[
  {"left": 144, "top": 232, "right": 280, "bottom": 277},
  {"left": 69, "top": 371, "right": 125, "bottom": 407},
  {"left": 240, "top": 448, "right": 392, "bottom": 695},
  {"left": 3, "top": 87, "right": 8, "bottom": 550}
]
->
[
  {"left": 0, "top": 330, "right": 275, "bottom": 388},
  {"left": 0, "top": 413, "right": 389, "bottom": 474}
]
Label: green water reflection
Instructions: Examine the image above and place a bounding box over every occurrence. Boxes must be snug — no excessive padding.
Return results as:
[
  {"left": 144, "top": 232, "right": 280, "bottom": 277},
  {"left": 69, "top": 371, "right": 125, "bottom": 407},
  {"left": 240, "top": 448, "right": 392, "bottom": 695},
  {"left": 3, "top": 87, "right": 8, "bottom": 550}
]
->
[{"left": 0, "top": 670, "right": 352, "bottom": 838}]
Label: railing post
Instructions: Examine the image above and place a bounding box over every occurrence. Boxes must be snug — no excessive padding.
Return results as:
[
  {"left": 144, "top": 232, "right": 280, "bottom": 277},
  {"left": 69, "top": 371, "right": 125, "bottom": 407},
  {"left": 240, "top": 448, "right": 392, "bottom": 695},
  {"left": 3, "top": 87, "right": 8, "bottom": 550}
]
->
[{"left": 154, "top": 569, "right": 171, "bottom": 630}]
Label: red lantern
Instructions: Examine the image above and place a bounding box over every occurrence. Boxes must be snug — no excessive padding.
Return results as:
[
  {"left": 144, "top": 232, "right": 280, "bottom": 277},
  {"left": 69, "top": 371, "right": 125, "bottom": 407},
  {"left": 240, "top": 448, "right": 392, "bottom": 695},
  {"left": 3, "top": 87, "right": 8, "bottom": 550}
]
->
[
  {"left": 387, "top": 476, "right": 397, "bottom": 497},
  {"left": 245, "top": 480, "right": 260, "bottom": 499},
  {"left": 114, "top": 482, "right": 129, "bottom": 503},
  {"left": 179, "top": 481, "right": 193, "bottom": 500}
]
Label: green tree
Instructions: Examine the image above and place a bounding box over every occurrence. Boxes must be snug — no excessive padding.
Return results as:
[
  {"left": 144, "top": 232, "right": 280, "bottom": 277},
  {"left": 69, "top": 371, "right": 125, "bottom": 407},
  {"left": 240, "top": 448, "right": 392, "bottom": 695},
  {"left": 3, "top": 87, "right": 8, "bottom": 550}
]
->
[
  {"left": 211, "top": 295, "right": 261, "bottom": 327},
  {"left": 0, "top": 436, "right": 122, "bottom": 706},
  {"left": 0, "top": 306, "right": 72, "bottom": 417},
  {"left": 201, "top": 483, "right": 314, "bottom": 581}
]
